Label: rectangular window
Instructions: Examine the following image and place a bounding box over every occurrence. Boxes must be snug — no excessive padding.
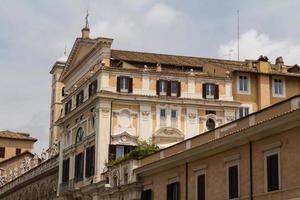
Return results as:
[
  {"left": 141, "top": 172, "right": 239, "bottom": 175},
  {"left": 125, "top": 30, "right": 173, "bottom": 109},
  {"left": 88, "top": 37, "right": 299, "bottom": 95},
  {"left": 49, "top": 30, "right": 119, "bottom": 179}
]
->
[
  {"left": 273, "top": 79, "right": 284, "bottom": 96},
  {"left": 65, "top": 100, "right": 72, "bottom": 115},
  {"left": 141, "top": 189, "right": 152, "bottom": 200},
  {"left": 62, "top": 158, "right": 70, "bottom": 183},
  {"left": 75, "top": 152, "right": 84, "bottom": 181},
  {"left": 171, "top": 110, "right": 177, "bottom": 119},
  {"left": 159, "top": 80, "right": 168, "bottom": 95},
  {"left": 76, "top": 90, "right": 84, "bottom": 107},
  {"left": 88, "top": 80, "right": 98, "bottom": 97},
  {"left": 203, "top": 84, "right": 219, "bottom": 99},
  {"left": 171, "top": 81, "right": 179, "bottom": 96},
  {"left": 116, "top": 146, "right": 125, "bottom": 159},
  {"left": 167, "top": 182, "right": 180, "bottom": 200},
  {"left": 160, "top": 109, "right": 166, "bottom": 118},
  {"left": 197, "top": 174, "right": 205, "bottom": 200},
  {"left": 266, "top": 153, "right": 279, "bottom": 192},
  {"left": 85, "top": 146, "right": 95, "bottom": 178},
  {"left": 228, "top": 165, "right": 239, "bottom": 199},
  {"left": 117, "top": 76, "right": 132, "bottom": 93},
  {"left": 238, "top": 107, "right": 249, "bottom": 118},
  {"left": 16, "top": 148, "right": 21, "bottom": 155},
  {"left": 239, "top": 75, "right": 249, "bottom": 93},
  {"left": 0, "top": 147, "right": 5, "bottom": 158}
]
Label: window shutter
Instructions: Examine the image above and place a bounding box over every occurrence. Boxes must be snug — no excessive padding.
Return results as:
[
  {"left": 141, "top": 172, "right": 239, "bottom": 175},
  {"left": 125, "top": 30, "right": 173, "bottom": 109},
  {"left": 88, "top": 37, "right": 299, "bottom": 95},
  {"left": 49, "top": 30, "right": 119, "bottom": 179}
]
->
[
  {"left": 128, "top": 77, "right": 133, "bottom": 93},
  {"left": 202, "top": 84, "right": 207, "bottom": 99},
  {"left": 214, "top": 84, "right": 219, "bottom": 99},
  {"left": 167, "top": 81, "right": 171, "bottom": 96},
  {"left": 156, "top": 80, "right": 160, "bottom": 95},
  {"left": 117, "top": 77, "right": 121, "bottom": 92},
  {"left": 177, "top": 82, "right": 181, "bottom": 97}
]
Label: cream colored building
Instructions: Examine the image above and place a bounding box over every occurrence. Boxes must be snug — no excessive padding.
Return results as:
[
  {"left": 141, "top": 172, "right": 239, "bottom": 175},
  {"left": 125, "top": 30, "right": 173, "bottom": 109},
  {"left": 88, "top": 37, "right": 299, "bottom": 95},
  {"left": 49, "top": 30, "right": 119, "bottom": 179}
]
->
[
  {"left": 0, "top": 130, "right": 37, "bottom": 162},
  {"left": 48, "top": 23, "right": 300, "bottom": 198}
]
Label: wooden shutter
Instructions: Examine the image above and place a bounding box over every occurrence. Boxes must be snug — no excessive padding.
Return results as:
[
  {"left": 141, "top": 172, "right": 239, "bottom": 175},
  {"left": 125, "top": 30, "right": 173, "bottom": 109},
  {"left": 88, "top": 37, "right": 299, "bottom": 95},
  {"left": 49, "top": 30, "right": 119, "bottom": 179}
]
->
[
  {"left": 177, "top": 82, "right": 181, "bottom": 97},
  {"left": 156, "top": 80, "right": 160, "bottom": 95},
  {"left": 229, "top": 165, "right": 238, "bottom": 199},
  {"left": 128, "top": 77, "right": 133, "bottom": 93},
  {"left": 167, "top": 81, "right": 171, "bottom": 96},
  {"left": 109, "top": 145, "right": 116, "bottom": 160},
  {"left": 202, "top": 84, "right": 207, "bottom": 99},
  {"left": 116, "top": 77, "right": 121, "bottom": 92},
  {"left": 197, "top": 174, "right": 205, "bottom": 200},
  {"left": 214, "top": 84, "right": 219, "bottom": 99}
]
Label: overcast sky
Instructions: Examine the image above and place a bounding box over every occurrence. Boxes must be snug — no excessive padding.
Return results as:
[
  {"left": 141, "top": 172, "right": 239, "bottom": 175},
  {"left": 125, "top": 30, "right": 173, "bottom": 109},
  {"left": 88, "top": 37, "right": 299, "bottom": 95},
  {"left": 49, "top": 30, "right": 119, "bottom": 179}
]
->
[{"left": 0, "top": 0, "right": 300, "bottom": 153}]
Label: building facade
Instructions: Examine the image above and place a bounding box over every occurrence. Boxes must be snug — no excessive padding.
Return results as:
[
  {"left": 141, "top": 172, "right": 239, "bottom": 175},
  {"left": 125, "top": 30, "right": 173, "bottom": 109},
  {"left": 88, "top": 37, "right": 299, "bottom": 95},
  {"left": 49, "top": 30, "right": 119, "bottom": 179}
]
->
[
  {"left": 49, "top": 25, "right": 300, "bottom": 198},
  {"left": 0, "top": 130, "right": 37, "bottom": 162}
]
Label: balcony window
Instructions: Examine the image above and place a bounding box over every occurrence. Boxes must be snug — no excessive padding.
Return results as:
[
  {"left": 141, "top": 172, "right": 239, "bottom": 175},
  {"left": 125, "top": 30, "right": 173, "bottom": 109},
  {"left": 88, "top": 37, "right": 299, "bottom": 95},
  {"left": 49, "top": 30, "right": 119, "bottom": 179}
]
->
[
  {"left": 117, "top": 76, "right": 132, "bottom": 93},
  {"left": 203, "top": 84, "right": 219, "bottom": 99},
  {"left": 76, "top": 90, "right": 84, "bottom": 107}
]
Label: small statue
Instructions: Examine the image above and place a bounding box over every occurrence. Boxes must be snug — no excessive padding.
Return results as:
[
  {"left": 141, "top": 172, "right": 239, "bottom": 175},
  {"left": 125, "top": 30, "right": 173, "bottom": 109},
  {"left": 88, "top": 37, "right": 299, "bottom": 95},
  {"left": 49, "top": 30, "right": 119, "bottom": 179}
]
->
[
  {"left": 41, "top": 148, "right": 47, "bottom": 161},
  {"left": 33, "top": 153, "right": 39, "bottom": 167}
]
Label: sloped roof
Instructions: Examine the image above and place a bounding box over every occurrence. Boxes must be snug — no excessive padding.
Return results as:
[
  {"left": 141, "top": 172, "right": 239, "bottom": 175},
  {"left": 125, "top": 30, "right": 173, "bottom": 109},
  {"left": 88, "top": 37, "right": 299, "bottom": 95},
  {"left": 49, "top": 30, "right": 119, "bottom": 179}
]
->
[{"left": 0, "top": 131, "right": 37, "bottom": 142}]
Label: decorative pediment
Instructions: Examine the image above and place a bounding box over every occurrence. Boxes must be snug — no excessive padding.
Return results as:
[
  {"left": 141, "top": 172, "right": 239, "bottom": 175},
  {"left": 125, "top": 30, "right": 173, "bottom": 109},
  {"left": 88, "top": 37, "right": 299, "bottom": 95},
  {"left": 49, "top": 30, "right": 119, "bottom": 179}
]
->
[
  {"left": 154, "top": 127, "right": 184, "bottom": 145},
  {"left": 111, "top": 132, "right": 137, "bottom": 146}
]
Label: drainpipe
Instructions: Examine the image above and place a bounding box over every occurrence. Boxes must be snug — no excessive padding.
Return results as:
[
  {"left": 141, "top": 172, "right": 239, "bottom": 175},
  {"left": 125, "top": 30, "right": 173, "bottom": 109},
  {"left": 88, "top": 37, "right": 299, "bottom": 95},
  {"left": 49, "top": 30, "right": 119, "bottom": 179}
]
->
[
  {"left": 249, "top": 141, "right": 253, "bottom": 200},
  {"left": 186, "top": 162, "right": 188, "bottom": 200}
]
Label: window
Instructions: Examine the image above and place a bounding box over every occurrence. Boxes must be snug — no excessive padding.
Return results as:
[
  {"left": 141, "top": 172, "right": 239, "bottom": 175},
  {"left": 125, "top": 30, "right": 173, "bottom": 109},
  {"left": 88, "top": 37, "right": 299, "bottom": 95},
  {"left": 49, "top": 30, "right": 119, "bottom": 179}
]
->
[
  {"left": 76, "top": 90, "right": 84, "bottom": 107},
  {"left": 203, "top": 84, "right": 219, "bottom": 99},
  {"left": 273, "top": 78, "right": 284, "bottom": 97},
  {"left": 167, "top": 182, "right": 180, "bottom": 200},
  {"left": 76, "top": 127, "right": 84, "bottom": 143},
  {"left": 205, "top": 110, "right": 216, "bottom": 115},
  {"left": 89, "top": 80, "right": 98, "bottom": 97},
  {"left": 0, "top": 147, "right": 5, "bottom": 158},
  {"left": 75, "top": 153, "right": 84, "bottom": 181},
  {"left": 160, "top": 109, "right": 166, "bottom": 118},
  {"left": 85, "top": 146, "right": 95, "bottom": 178},
  {"left": 266, "top": 153, "right": 279, "bottom": 192},
  {"left": 228, "top": 165, "right": 239, "bottom": 199},
  {"left": 206, "top": 118, "right": 216, "bottom": 131},
  {"left": 238, "top": 75, "right": 249, "bottom": 93},
  {"left": 171, "top": 110, "right": 177, "bottom": 119},
  {"left": 117, "top": 76, "right": 132, "bottom": 93},
  {"left": 238, "top": 107, "right": 249, "bottom": 118},
  {"left": 196, "top": 173, "right": 206, "bottom": 200},
  {"left": 116, "top": 146, "right": 124, "bottom": 159},
  {"left": 62, "top": 158, "right": 70, "bottom": 183},
  {"left": 157, "top": 80, "right": 181, "bottom": 97},
  {"left": 65, "top": 100, "right": 72, "bottom": 115},
  {"left": 141, "top": 189, "right": 152, "bottom": 200},
  {"left": 16, "top": 148, "right": 21, "bottom": 155}
]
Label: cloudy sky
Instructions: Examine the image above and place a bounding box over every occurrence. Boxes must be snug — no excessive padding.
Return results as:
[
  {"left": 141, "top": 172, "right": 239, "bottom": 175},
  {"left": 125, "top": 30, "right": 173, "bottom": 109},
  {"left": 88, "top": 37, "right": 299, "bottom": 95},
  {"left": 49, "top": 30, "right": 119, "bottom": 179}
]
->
[{"left": 0, "top": 0, "right": 300, "bottom": 153}]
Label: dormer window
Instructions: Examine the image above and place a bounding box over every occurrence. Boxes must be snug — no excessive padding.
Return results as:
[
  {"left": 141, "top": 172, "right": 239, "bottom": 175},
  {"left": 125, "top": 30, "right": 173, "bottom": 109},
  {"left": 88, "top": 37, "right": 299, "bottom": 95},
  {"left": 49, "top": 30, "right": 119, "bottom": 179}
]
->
[
  {"left": 65, "top": 100, "right": 72, "bottom": 115},
  {"left": 203, "top": 83, "right": 219, "bottom": 99},
  {"left": 76, "top": 90, "right": 84, "bottom": 107},
  {"left": 88, "top": 80, "right": 98, "bottom": 97},
  {"left": 117, "top": 76, "right": 133, "bottom": 93}
]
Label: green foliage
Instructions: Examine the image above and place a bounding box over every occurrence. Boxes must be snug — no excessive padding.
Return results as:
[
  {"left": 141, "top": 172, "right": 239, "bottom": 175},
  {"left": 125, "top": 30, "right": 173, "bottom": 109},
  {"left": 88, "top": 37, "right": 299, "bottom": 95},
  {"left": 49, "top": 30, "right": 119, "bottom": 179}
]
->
[{"left": 106, "top": 138, "right": 159, "bottom": 167}]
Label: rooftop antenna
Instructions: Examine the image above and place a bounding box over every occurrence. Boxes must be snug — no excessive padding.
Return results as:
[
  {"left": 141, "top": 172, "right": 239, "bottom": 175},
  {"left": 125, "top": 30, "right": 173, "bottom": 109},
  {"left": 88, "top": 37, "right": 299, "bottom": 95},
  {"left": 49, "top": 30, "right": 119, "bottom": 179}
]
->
[
  {"left": 237, "top": 9, "right": 240, "bottom": 61},
  {"left": 85, "top": 9, "right": 90, "bottom": 29}
]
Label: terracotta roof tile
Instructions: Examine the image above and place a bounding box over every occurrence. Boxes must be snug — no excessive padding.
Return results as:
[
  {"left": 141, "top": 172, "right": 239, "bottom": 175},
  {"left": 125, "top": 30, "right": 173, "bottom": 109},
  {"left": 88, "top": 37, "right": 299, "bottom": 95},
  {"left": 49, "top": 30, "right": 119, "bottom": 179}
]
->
[{"left": 0, "top": 131, "right": 37, "bottom": 142}]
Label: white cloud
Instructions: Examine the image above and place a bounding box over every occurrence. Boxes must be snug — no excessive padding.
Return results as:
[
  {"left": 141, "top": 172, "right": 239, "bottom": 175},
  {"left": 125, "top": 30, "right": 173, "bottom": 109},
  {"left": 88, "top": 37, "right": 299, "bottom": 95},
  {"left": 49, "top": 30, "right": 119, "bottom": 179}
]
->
[{"left": 219, "top": 29, "right": 300, "bottom": 65}]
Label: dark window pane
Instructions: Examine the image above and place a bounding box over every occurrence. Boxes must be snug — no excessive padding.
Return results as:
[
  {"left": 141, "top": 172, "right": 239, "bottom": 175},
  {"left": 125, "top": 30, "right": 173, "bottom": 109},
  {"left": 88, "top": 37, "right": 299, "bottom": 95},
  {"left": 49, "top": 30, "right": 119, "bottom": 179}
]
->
[
  {"left": 16, "top": 148, "right": 21, "bottom": 155},
  {"left": 267, "top": 154, "right": 279, "bottom": 192},
  {"left": 141, "top": 189, "right": 152, "bottom": 200},
  {"left": 229, "top": 165, "right": 239, "bottom": 199},
  {"left": 197, "top": 174, "right": 205, "bottom": 200},
  {"left": 0, "top": 147, "right": 5, "bottom": 158}
]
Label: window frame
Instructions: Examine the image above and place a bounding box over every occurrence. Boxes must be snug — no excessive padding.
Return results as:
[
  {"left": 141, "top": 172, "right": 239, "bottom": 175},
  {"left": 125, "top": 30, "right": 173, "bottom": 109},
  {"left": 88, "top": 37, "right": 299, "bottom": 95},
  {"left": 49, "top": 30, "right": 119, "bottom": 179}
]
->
[
  {"left": 195, "top": 170, "right": 206, "bottom": 200},
  {"left": 272, "top": 77, "right": 285, "bottom": 98},
  {"left": 227, "top": 160, "right": 240, "bottom": 199},
  {"left": 205, "top": 83, "right": 216, "bottom": 99},
  {"left": 237, "top": 73, "right": 251, "bottom": 95},
  {"left": 0, "top": 147, "right": 5, "bottom": 158},
  {"left": 88, "top": 80, "right": 98, "bottom": 97},
  {"left": 264, "top": 149, "right": 281, "bottom": 192},
  {"left": 159, "top": 80, "right": 168, "bottom": 96}
]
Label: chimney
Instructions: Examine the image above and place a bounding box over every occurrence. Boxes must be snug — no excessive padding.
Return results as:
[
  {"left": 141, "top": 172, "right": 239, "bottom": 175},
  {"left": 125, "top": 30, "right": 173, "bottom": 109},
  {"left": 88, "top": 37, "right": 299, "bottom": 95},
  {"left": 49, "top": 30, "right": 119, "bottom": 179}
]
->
[
  {"left": 257, "top": 55, "right": 271, "bottom": 73},
  {"left": 275, "top": 56, "right": 284, "bottom": 71}
]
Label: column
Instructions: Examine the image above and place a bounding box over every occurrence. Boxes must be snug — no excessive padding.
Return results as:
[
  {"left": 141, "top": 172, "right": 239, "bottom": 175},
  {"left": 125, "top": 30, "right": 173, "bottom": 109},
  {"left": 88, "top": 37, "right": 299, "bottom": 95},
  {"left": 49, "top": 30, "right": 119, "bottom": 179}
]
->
[{"left": 94, "top": 100, "right": 111, "bottom": 182}]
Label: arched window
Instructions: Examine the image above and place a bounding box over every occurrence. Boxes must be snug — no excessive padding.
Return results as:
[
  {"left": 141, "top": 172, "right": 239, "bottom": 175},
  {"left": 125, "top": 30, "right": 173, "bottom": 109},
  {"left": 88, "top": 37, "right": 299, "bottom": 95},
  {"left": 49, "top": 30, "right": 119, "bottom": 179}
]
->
[
  {"left": 206, "top": 118, "right": 216, "bottom": 131},
  {"left": 76, "top": 127, "right": 84, "bottom": 143}
]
